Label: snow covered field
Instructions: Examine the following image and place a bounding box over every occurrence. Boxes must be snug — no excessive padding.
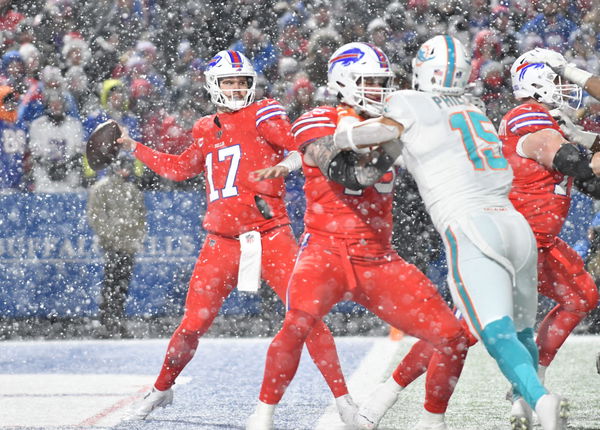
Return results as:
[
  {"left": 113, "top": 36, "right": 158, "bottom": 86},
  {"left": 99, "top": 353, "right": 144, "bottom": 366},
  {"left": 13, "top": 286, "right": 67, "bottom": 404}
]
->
[{"left": 1, "top": 335, "right": 599, "bottom": 429}]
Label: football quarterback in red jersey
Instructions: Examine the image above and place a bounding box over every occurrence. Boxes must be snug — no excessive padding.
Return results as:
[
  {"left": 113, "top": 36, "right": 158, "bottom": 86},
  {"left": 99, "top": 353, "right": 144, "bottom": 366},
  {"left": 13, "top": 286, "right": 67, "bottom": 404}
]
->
[
  {"left": 497, "top": 51, "right": 600, "bottom": 426},
  {"left": 117, "top": 50, "right": 352, "bottom": 422},
  {"left": 246, "top": 42, "right": 467, "bottom": 430}
]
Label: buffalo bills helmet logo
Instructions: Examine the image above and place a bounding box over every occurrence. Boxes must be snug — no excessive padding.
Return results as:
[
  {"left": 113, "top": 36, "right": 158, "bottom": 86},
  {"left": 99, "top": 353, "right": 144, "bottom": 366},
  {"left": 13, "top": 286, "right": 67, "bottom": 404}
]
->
[
  {"left": 207, "top": 55, "right": 222, "bottom": 70},
  {"left": 516, "top": 62, "right": 544, "bottom": 80},
  {"left": 328, "top": 47, "right": 365, "bottom": 73}
]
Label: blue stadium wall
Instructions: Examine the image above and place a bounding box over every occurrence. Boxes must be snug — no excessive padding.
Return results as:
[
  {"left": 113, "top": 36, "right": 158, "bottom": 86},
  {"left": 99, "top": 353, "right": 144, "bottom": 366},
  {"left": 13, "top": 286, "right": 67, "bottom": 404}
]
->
[{"left": 0, "top": 186, "right": 594, "bottom": 319}]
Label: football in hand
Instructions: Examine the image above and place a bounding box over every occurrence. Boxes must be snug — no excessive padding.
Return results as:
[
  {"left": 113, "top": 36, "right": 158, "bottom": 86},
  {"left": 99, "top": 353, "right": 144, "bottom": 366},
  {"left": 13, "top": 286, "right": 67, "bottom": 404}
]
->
[{"left": 86, "top": 120, "right": 122, "bottom": 171}]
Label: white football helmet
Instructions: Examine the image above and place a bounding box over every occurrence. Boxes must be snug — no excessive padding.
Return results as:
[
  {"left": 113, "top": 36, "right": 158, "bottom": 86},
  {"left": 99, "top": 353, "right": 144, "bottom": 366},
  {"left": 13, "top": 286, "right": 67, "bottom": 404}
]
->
[
  {"left": 412, "top": 35, "right": 471, "bottom": 96},
  {"left": 511, "top": 51, "right": 581, "bottom": 109},
  {"left": 327, "top": 42, "right": 395, "bottom": 117},
  {"left": 204, "top": 50, "right": 257, "bottom": 111}
]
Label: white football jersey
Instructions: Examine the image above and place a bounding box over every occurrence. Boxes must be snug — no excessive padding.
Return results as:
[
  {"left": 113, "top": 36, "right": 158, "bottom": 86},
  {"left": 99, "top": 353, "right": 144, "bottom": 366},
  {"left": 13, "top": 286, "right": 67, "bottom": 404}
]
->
[{"left": 383, "top": 90, "right": 513, "bottom": 231}]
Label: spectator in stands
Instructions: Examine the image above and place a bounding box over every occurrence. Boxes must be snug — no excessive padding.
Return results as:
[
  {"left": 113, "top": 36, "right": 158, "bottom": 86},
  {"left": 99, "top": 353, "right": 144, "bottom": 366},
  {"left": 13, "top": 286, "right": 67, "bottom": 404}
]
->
[
  {"left": 304, "top": 28, "right": 341, "bottom": 87},
  {"left": 18, "top": 43, "right": 41, "bottom": 82},
  {"left": 287, "top": 77, "right": 315, "bottom": 122},
  {"left": 87, "top": 154, "right": 146, "bottom": 338},
  {"left": 0, "top": 50, "right": 26, "bottom": 96},
  {"left": 470, "top": 29, "right": 502, "bottom": 82},
  {"left": 27, "top": 89, "right": 84, "bottom": 192},
  {"left": 61, "top": 34, "right": 91, "bottom": 70},
  {"left": 0, "top": 85, "right": 25, "bottom": 193},
  {"left": 231, "top": 25, "right": 279, "bottom": 81},
  {"left": 17, "top": 65, "right": 78, "bottom": 130},
  {"left": 519, "top": 0, "right": 578, "bottom": 50}
]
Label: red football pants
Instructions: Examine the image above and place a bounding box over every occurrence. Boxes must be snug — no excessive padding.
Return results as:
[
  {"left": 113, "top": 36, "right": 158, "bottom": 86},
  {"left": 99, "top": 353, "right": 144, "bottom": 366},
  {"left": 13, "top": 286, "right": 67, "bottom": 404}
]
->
[
  {"left": 259, "top": 233, "right": 467, "bottom": 413},
  {"left": 154, "top": 225, "right": 348, "bottom": 398},
  {"left": 536, "top": 237, "right": 598, "bottom": 366}
]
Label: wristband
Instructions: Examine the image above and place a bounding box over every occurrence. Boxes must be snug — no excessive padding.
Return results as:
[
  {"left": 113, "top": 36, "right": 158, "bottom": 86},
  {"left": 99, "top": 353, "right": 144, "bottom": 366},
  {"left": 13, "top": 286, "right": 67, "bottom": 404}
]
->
[
  {"left": 276, "top": 151, "right": 302, "bottom": 172},
  {"left": 563, "top": 65, "right": 593, "bottom": 88}
]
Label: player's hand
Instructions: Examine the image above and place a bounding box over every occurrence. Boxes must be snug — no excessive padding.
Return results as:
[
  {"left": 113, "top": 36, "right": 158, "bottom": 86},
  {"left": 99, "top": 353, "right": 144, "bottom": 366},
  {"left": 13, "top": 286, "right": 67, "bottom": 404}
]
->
[
  {"left": 550, "top": 108, "right": 599, "bottom": 149},
  {"left": 116, "top": 126, "right": 137, "bottom": 151},
  {"left": 249, "top": 166, "right": 289, "bottom": 181},
  {"left": 529, "top": 48, "right": 567, "bottom": 74}
]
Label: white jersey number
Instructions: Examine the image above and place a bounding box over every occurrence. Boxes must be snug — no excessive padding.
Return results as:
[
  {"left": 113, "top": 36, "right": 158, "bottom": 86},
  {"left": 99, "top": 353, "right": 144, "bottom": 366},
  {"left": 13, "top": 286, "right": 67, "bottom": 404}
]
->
[{"left": 205, "top": 145, "right": 241, "bottom": 202}]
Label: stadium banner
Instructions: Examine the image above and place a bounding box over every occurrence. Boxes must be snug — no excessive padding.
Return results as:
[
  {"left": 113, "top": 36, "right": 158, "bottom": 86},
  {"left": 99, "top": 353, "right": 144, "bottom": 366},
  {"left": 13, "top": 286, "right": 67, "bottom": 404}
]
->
[
  {"left": 0, "top": 189, "right": 593, "bottom": 319},
  {"left": 0, "top": 192, "right": 260, "bottom": 318}
]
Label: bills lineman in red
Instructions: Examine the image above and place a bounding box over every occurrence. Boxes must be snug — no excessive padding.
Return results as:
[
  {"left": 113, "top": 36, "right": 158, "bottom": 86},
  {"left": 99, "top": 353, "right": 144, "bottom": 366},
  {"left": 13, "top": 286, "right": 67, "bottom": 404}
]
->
[
  {"left": 246, "top": 42, "right": 468, "bottom": 430},
  {"left": 498, "top": 51, "right": 600, "bottom": 427},
  {"left": 117, "top": 50, "right": 352, "bottom": 421}
]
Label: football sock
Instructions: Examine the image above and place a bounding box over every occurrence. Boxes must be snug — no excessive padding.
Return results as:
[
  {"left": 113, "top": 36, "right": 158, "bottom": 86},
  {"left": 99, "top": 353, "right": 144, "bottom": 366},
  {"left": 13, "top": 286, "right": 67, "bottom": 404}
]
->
[
  {"left": 481, "top": 316, "right": 547, "bottom": 408},
  {"left": 512, "top": 327, "right": 539, "bottom": 400}
]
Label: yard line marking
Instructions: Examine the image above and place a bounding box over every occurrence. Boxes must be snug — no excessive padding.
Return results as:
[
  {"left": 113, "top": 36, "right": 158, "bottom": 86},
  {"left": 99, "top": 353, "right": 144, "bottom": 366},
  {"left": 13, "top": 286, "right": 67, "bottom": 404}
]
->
[{"left": 78, "top": 384, "right": 150, "bottom": 426}]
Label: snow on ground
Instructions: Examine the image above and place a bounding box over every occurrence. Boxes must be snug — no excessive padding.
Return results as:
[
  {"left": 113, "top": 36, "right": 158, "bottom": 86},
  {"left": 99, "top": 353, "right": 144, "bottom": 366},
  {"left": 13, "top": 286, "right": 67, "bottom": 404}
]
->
[{"left": 1, "top": 336, "right": 599, "bottom": 429}]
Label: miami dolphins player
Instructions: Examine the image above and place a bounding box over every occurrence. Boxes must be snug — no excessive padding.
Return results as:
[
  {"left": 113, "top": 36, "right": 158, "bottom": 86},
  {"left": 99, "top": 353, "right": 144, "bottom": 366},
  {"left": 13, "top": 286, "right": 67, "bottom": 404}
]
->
[{"left": 335, "top": 35, "right": 569, "bottom": 430}]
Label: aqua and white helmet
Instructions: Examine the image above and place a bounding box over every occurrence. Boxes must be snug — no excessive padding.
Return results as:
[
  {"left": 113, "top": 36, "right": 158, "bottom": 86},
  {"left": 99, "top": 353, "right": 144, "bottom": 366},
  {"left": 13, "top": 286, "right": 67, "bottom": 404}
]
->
[
  {"left": 205, "top": 50, "right": 257, "bottom": 111},
  {"left": 327, "top": 42, "right": 395, "bottom": 116},
  {"left": 510, "top": 51, "right": 581, "bottom": 109},
  {"left": 412, "top": 35, "right": 471, "bottom": 96}
]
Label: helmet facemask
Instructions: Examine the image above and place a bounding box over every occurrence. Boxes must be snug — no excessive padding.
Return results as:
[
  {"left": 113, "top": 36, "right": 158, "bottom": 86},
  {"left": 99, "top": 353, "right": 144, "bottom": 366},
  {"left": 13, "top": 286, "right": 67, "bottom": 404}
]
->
[
  {"left": 207, "top": 74, "right": 256, "bottom": 111},
  {"left": 353, "top": 74, "right": 395, "bottom": 117}
]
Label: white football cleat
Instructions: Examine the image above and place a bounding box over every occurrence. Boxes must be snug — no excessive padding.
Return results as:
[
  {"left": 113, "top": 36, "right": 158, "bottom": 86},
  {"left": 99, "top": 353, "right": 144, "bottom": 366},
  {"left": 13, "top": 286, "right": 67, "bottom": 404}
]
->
[
  {"left": 335, "top": 394, "right": 359, "bottom": 426},
  {"left": 535, "top": 394, "right": 569, "bottom": 430},
  {"left": 510, "top": 397, "right": 533, "bottom": 430},
  {"left": 354, "top": 380, "right": 401, "bottom": 429},
  {"left": 128, "top": 387, "right": 173, "bottom": 420},
  {"left": 246, "top": 401, "right": 275, "bottom": 430},
  {"left": 414, "top": 420, "right": 447, "bottom": 430}
]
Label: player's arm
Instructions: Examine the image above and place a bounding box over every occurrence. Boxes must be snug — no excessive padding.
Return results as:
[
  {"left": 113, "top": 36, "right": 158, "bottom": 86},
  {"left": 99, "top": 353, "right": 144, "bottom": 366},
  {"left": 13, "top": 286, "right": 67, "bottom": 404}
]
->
[
  {"left": 531, "top": 47, "right": 600, "bottom": 100},
  {"left": 520, "top": 129, "right": 600, "bottom": 177},
  {"left": 303, "top": 132, "right": 402, "bottom": 190},
  {"left": 117, "top": 126, "right": 204, "bottom": 181},
  {"left": 250, "top": 151, "right": 302, "bottom": 181}
]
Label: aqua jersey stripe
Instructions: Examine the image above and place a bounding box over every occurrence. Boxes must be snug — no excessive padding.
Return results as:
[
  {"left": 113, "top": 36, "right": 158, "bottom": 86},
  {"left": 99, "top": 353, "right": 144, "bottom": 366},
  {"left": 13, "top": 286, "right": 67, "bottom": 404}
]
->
[
  {"left": 445, "top": 228, "right": 482, "bottom": 334},
  {"left": 444, "top": 35, "right": 456, "bottom": 88}
]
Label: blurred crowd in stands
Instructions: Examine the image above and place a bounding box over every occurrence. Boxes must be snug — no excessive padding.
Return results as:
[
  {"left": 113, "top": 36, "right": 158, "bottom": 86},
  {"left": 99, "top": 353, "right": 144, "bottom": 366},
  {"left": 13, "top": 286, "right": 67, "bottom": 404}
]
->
[{"left": 0, "top": 0, "right": 599, "bottom": 195}]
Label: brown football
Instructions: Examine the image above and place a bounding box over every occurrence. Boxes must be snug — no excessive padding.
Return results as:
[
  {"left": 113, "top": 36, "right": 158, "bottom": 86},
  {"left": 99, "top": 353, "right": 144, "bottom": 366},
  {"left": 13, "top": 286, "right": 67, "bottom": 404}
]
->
[{"left": 86, "top": 120, "right": 122, "bottom": 171}]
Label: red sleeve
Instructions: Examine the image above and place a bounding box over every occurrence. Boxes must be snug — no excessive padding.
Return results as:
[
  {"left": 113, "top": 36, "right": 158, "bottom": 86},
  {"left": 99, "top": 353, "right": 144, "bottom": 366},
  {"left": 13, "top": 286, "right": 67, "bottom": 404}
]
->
[
  {"left": 505, "top": 104, "right": 560, "bottom": 137},
  {"left": 256, "top": 99, "right": 295, "bottom": 151},
  {"left": 290, "top": 107, "right": 337, "bottom": 150},
  {"left": 134, "top": 135, "right": 204, "bottom": 181}
]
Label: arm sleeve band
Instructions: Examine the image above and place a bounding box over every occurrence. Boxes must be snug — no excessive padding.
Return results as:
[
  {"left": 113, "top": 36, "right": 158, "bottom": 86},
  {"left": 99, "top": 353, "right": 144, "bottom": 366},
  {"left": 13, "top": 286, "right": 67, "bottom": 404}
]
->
[
  {"left": 334, "top": 120, "right": 401, "bottom": 151},
  {"left": 551, "top": 144, "right": 594, "bottom": 180},
  {"left": 575, "top": 177, "right": 600, "bottom": 199},
  {"left": 328, "top": 146, "right": 398, "bottom": 190}
]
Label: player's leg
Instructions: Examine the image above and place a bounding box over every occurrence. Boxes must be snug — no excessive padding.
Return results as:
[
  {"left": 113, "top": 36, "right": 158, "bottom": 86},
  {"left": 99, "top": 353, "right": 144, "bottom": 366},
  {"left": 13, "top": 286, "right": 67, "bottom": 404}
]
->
[
  {"left": 261, "top": 227, "right": 348, "bottom": 400},
  {"left": 130, "top": 235, "right": 238, "bottom": 420},
  {"left": 248, "top": 238, "right": 347, "bottom": 429},
  {"left": 536, "top": 238, "right": 599, "bottom": 374},
  {"left": 354, "top": 258, "right": 468, "bottom": 429},
  {"left": 446, "top": 216, "right": 567, "bottom": 429}
]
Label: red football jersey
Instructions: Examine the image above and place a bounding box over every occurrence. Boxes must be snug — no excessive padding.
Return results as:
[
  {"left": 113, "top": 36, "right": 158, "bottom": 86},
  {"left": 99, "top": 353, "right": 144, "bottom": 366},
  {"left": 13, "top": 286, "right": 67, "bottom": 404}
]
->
[
  {"left": 291, "top": 106, "right": 396, "bottom": 245},
  {"left": 498, "top": 103, "right": 572, "bottom": 245},
  {"left": 135, "top": 99, "right": 295, "bottom": 237}
]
